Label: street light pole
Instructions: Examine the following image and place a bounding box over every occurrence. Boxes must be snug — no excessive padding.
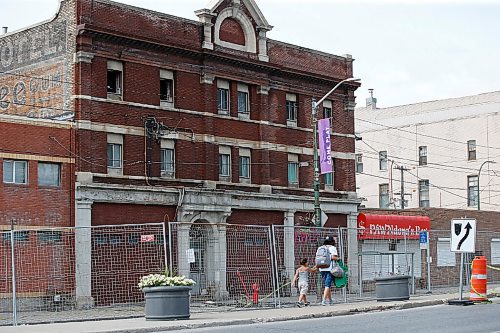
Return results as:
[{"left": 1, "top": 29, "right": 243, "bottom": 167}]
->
[
  {"left": 477, "top": 160, "right": 495, "bottom": 210},
  {"left": 312, "top": 77, "right": 360, "bottom": 226}
]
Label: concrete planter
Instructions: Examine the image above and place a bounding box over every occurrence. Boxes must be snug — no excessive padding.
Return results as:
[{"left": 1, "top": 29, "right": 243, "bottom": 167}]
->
[
  {"left": 374, "top": 275, "right": 410, "bottom": 302},
  {"left": 143, "top": 286, "right": 191, "bottom": 320}
]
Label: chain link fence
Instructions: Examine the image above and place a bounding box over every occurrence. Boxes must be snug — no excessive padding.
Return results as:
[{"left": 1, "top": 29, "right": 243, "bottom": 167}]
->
[
  {"left": 2, "top": 222, "right": 500, "bottom": 327},
  {"left": 0, "top": 223, "right": 166, "bottom": 326},
  {"left": 271, "top": 226, "right": 344, "bottom": 305},
  {"left": 168, "top": 222, "right": 276, "bottom": 308},
  {"left": 338, "top": 227, "right": 423, "bottom": 301}
]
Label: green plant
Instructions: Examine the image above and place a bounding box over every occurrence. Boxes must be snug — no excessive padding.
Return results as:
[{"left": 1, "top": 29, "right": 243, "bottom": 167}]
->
[{"left": 138, "top": 272, "right": 196, "bottom": 289}]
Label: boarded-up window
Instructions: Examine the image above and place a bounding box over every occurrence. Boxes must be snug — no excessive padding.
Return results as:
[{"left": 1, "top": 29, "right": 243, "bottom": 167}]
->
[
  {"left": 437, "top": 238, "right": 455, "bottom": 267},
  {"left": 491, "top": 239, "right": 500, "bottom": 265}
]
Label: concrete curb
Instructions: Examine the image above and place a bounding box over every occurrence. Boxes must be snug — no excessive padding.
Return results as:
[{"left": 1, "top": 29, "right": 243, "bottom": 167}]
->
[{"left": 98, "top": 298, "right": 451, "bottom": 333}]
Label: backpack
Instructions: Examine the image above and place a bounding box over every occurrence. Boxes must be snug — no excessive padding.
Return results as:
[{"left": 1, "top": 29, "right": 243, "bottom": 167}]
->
[{"left": 315, "top": 245, "right": 332, "bottom": 268}]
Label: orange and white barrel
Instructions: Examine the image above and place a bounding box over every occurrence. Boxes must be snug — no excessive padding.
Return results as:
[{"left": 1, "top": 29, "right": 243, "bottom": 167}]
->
[{"left": 470, "top": 256, "right": 488, "bottom": 302}]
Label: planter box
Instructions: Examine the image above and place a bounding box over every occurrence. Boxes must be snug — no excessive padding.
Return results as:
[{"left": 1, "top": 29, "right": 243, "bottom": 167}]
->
[
  {"left": 143, "top": 286, "right": 191, "bottom": 320},
  {"left": 374, "top": 275, "right": 410, "bottom": 302}
]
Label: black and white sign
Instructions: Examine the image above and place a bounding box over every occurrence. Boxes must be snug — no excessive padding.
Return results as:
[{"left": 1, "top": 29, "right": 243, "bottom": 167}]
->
[{"left": 450, "top": 219, "right": 476, "bottom": 253}]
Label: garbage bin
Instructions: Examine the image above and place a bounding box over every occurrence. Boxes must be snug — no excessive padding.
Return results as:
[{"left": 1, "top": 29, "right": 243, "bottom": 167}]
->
[{"left": 374, "top": 275, "right": 410, "bottom": 301}]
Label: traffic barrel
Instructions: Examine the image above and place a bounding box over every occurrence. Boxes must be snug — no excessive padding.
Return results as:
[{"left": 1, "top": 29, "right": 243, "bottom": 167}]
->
[{"left": 470, "top": 256, "right": 488, "bottom": 302}]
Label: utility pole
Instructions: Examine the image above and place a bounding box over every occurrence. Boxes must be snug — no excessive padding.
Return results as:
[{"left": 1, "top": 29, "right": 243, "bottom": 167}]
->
[
  {"left": 394, "top": 165, "right": 410, "bottom": 209},
  {"left": 311, "top": 77, "right": 360, "bottom": 226}
]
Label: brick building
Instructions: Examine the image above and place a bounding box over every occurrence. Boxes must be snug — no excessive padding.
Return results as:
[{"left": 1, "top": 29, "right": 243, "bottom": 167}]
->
[
  {"left": 359, "top": 208, "right": 500, "bottom": 289},
  {"left": 1, "top": 0, "right": 360, "bottom": 305}
]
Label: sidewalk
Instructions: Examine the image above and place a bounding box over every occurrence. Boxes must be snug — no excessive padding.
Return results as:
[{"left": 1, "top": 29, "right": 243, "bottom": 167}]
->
[{"left": 1, "top": 292, "right": 464, "bottom": 333}]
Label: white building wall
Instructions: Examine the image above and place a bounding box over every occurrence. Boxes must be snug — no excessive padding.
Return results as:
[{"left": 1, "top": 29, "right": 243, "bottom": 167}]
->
[{"left": 355, "top": 91, "right": 500, "bottom": 211}]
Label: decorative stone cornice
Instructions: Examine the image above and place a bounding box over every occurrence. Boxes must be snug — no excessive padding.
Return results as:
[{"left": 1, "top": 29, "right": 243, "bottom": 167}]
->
[
  {"left": 200, "top": 72, "right": 215, "bottom": 84},
  {"left": 74, "top": 51, "right": 95, "bottom": 64},
  {"left": 257, "top": 85, "right": 270, "bottom": 95}
]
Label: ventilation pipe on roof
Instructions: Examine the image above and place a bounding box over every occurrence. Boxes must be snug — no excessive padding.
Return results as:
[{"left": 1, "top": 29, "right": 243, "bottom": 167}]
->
[
  {"left": 366, "top": 88, "right": 377, "bottom": 109},
  {"left": 2, "top": 27, "right": 8, "bottom": 34}
]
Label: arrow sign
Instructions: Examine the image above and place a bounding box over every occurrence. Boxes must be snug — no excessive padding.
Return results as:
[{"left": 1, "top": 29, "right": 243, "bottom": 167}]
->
[
  {"left": 457, "top": 222, "right": 472, "bottom": 250},
  {"left": 450, "top": 219, "right": 476, "bottom": 253}
]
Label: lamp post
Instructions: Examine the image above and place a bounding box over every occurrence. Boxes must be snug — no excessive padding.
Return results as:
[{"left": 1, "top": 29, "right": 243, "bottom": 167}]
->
[
  {"left": 312, "top": 77, "right": 360, "bottom": 226},
  {"left": 477, "top": 160, "right": 495, "bottom": 210}
]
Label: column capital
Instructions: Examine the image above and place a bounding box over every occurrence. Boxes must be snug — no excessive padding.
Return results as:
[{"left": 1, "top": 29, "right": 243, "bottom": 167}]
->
[{"left": 76, "top": 199, "right": 94, "bottom": 208}]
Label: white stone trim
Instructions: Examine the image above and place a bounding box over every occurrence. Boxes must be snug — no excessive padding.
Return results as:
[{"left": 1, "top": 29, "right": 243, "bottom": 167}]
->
[{"left": 107, "top": 60, "right": 122, "bottom": 71}]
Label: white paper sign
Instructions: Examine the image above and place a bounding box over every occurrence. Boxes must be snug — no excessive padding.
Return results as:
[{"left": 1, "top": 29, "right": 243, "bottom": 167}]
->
[{"left": 187, "top": 248, "right": 196, "bottom": 263}]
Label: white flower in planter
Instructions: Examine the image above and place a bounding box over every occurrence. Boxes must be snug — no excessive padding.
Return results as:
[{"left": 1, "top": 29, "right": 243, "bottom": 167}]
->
[{"left": 138, "top": 272, "right": 196, "bottom": 290}]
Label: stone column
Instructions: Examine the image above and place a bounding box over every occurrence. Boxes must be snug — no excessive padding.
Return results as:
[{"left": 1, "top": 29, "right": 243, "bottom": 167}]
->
[
  {"left": 347, "top": 213, "right": 360, "bottom": 292},
  {"left": 257, "top": 28, "right": 270, "bottom": 62},
  {"left": 284, "top": 211, "right": 296, "bottom": 281},
  {"left": 75, "top": 199, "right": 94, "bottom": 309},
  {"left": 177, "top": 224, "right": 191, "bottom": 278},
  {"left": 215, "top": 224, "right": 229, "bottom": 300},
  {"left": 195, "top": 9, "right": 215, "bottom": 50}
]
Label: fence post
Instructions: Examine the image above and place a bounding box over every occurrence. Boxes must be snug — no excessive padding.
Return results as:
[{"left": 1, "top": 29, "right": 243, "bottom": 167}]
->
[
  {"left": 10, "top": 229, "right": 17, "bottom": 326},
  {"left": 426, "top": 230, "right": 431, "bottom": 292},
  {"left": 162, "top": 223, "right": 168, "bottom": 273},
  {"left": 338, "top": 227, "right": 347, "bottom": 303},
  {"left": 168, "top": 223, "right": 174, "bottom": 276},
  {"left": 270, "top": 225, "right": 280, "bottom": 308}
]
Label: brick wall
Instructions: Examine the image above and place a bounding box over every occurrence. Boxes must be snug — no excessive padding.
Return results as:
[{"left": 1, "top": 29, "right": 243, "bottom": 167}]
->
[
  {"left": 91, "top": 203, "right": 176, "bottom": 225},
  {"left": 72, "top": 0, "right": 358, "bottom": 194},
  {"left": 220, "top": 18, "right": 245, "bottom": 45},
  {"left": 0, "top": 121, "right": 73, "bottom": 228},
  {"left": 227, "top": 210, "right": 284, "bottom": 226}
]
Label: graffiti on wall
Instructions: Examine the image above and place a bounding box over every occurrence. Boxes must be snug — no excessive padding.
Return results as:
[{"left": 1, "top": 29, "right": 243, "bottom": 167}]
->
[
  {"left": 0, "top": 21, "right": 66, "bottom": 71},
  {"left": 0, "top": 62, "right": 70, "bottom": 118},
  {"left": 0, "top": 211, "right": 64, "bottom": 227},
  {"left": 0, "top": 19, "right": 72, "bottom": 119}
]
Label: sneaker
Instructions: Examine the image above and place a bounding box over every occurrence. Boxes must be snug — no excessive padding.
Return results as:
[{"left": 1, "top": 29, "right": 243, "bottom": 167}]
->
[
  {"left": 304, "top": 302, "right": 310, "bottom": 306},
  {"left": 321, "top": 300, "right": 332, "bottom": 306},
  {"left": 296, "top": 301, "right": 304, "bottom": 308}
]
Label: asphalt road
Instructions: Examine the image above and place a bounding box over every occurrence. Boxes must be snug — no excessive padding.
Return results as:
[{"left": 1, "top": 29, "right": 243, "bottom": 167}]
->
[{"left": 165, "top": 302, "right": 500, "bottom": 333}]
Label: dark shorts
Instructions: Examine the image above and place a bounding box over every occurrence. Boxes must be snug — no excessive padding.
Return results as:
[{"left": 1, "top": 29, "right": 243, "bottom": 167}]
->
[{"left": 321, "top": 271, "right": 334, "bottom": 288}]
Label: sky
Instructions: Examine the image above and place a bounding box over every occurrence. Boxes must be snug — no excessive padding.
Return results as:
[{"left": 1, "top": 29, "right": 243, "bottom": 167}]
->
[{"left": 1, "top": 0, "right": 500, "bottom": 108}]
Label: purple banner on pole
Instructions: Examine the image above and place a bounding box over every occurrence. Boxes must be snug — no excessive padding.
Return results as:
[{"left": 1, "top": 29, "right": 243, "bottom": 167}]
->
[{"left": 318, "top": 118, "right": 333, "bottom": 174}]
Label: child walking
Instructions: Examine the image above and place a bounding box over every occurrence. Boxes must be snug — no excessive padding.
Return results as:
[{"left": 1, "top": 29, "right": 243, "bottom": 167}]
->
[{"left": 292, "top": 258, "right": 317, "bottom": 307}]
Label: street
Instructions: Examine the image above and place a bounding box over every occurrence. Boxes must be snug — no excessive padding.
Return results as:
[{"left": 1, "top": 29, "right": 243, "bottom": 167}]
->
[{"left": 165, "top": 302, "right": 500, "bottom": 333}]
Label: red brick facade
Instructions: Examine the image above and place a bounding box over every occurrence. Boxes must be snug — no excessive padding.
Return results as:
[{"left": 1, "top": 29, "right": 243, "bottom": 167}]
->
[{"left": 1, "top": 0, "right": 360, "bottom": 301}]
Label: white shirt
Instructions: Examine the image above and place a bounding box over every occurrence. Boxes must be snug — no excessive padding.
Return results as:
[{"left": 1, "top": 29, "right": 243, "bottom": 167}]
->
[{"left": 319, "top": 245, "right": 338, "bottom": 272}]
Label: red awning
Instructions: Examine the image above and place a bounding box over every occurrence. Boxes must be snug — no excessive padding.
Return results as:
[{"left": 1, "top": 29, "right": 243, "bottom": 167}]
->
[{"left": 357, "top": 213, "right": 430, "bottom": 240}]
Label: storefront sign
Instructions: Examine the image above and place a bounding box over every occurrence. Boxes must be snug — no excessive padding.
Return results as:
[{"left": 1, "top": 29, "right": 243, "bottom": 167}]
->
[{"left": 357, "top": 213, "right": 430, "bottom": 240}]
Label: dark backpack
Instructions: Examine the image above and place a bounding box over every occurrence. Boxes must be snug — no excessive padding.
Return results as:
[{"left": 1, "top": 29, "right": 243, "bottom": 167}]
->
[{"left": 315, "top": 245, "right": 331, "bottom": 268}]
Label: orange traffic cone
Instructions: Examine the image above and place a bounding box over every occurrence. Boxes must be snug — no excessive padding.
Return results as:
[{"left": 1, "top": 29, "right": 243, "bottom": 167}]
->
[{"left": 470, "top": 256, "right": 488, "bottom": 302}]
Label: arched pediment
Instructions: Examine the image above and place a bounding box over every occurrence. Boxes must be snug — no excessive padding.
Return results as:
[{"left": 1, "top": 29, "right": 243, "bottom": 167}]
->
[{"left": 196, "top": 0, "right": 273, "bottom": 61}]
